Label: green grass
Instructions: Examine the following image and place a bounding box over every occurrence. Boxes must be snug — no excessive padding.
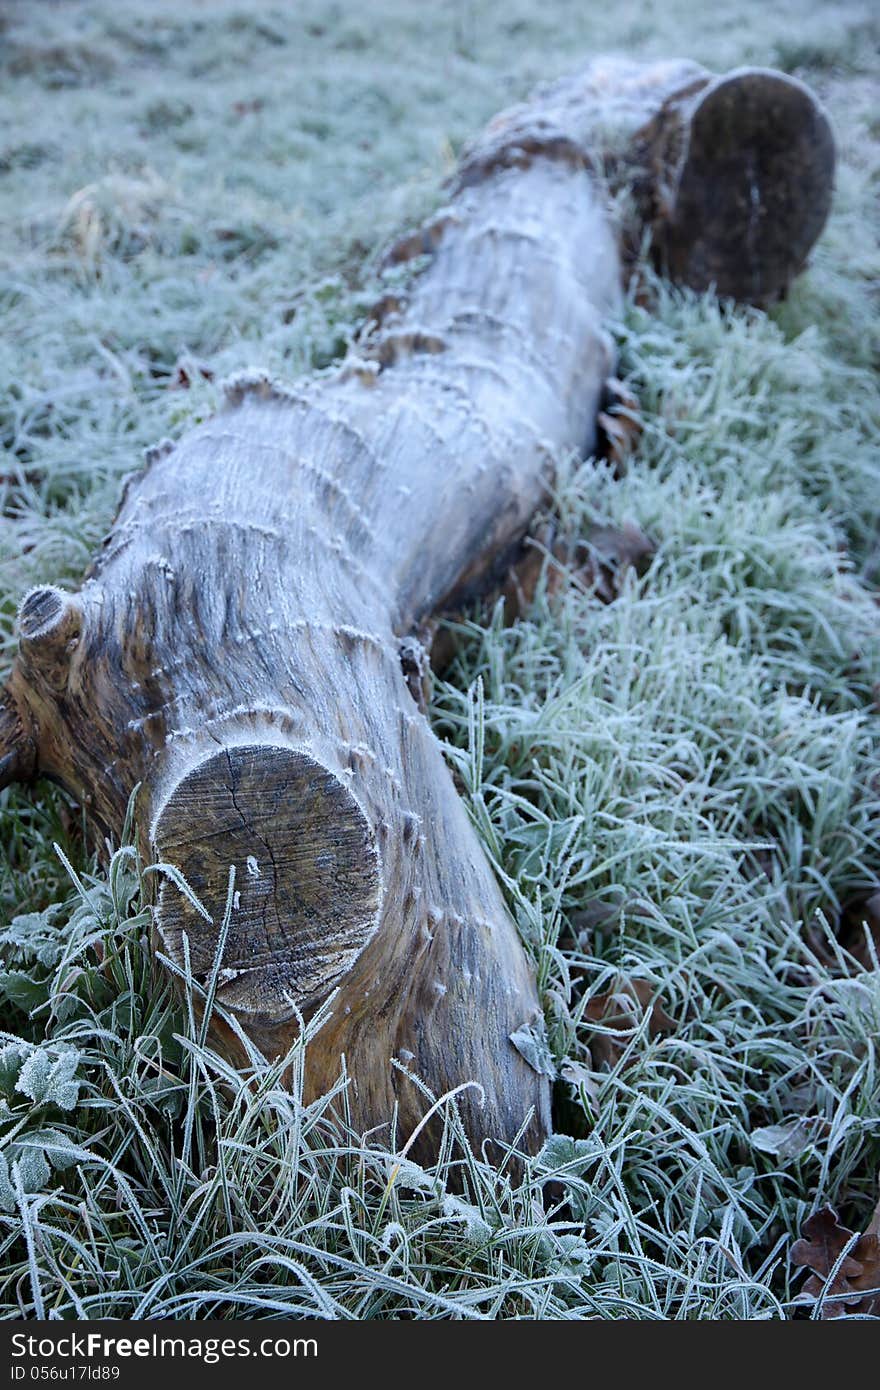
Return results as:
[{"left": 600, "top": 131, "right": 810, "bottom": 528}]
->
[{"left": 1, "top": 0, "right": 879, "bottom": 1319}]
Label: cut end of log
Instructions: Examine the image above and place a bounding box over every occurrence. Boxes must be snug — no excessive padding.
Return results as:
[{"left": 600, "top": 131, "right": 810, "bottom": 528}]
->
[
  {"left": 658, "top": 68, "right": 835, "bottom": 303},
  {"left": 18, "top": 585, "right": 82, "bottom": 644},
  {"left": 17, "top": 586, "right": 83, "bottom": 695},
  {"left": 153, "top": 743, "right": 383, "bottom": 1023},
  {"left": 19, "top": 586, "right": 65, "bottom": 640}
]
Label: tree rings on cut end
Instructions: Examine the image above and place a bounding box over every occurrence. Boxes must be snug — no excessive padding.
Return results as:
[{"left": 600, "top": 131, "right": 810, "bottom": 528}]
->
[
  {"left": 18, "top": 585, "right": 82, "bottom": 643},
  {"left": 153, "top": 744, "right": 382, "bottom": 1023},
  {"left": 19, "top": 587, "right": 69, "bottom": 640},
  {"left": 17, "top": 586, "right": 83, "bottom": 690},
  {"left": 659, "top": 68, "right": 835, "bottom": 304}
]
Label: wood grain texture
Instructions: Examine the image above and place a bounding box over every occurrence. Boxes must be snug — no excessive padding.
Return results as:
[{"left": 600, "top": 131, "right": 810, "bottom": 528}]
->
[
  {"left": 0, "top": 58, "right": 834, "bottom": 1162},
  {"left": 153, "top": 745, "right": 382, "bottom": 1019}
]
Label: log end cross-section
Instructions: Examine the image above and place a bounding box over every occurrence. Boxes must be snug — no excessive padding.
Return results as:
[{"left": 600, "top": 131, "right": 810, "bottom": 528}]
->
[
  {"left": 656, "top": 68, "right": 836, "bottom": 302},
  {"left": 153, "top": 744, "right": 382, "bottom": 1022}
]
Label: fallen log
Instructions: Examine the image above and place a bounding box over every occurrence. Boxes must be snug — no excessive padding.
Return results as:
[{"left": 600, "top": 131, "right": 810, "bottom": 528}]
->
[{"left": 0, "top": 58, "right": 834, "bottom": 1162}]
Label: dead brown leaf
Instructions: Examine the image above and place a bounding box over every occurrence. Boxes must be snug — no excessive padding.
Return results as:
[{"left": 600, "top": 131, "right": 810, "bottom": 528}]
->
[
  {"left": 168, "top": 358, "right": 215, "bottom": 391},
  {"left": 497, "top": 526, "right": 555, "bottom": 622},
  {"left": 579, "top": 975, "right": 675, "bottom": 1070},
  {"left": 398, "top": 634, "right": 432, "bottom": 712},
  {"left": 569, "top": 520, "right": 655, "bottom": 602},
  {"left": 596, "top": 376, "right": 642, "bottom": 470},
  {"left": 791, "top": 1194, "right": 880, "bottom": 1318}
]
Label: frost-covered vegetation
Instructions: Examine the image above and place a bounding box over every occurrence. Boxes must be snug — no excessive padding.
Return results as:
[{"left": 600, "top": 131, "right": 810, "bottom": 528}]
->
[{"left": 1, "top": 0, "right": 879, "bottom": 1319}]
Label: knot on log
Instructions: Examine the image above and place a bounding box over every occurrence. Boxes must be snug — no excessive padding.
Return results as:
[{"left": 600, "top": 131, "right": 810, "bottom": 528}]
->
[
  {"left": 17, "top": 586, "right": 83, "bottom": 691},
  {"left": 152, "top": 743, "right": 383, "bottom": 1024},
  {"left": 380, "top": 210, "right": 461, "bottom": 270},
  {"left": 144, "top": 437, "right": 176, "bottom": 468},
  {"left": 366, "top": 329, "right": 448, "bottom": 371},
  {"left": 454, "top": 116, "right": 592, "bottom": 192},
  {"left": 222, "top": 368, "right": 297, "bottom": 410}
]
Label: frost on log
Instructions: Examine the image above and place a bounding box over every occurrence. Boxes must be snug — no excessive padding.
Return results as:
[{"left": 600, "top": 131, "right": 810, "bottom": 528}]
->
[{"left": 0, "top": 60, "right": 834, "bottom": 1161}]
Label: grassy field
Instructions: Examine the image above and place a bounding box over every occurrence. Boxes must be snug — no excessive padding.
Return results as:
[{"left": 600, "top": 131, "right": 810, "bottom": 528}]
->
[{"left": 1, "top": 0, "right": 879, "bottom": 1318}]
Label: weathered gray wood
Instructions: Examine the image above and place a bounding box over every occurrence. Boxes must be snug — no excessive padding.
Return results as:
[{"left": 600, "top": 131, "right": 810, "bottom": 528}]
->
[{"left": 0, "top": 58, "right": 834, "bottom": 1163}]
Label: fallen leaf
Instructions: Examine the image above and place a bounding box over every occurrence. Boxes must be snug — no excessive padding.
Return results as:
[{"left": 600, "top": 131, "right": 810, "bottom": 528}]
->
[
  {"left": 168, "top": 357, "right": 214, "bottom": 390},
  {"left": 596, "top": 376, "right": 642, "bottom": 470},
  {"left": 570, "top": 520, "right": 655, "bottom": 602},
  {"left": 791, "top": 1193, "right": 880, "bottom": 1318},
  {"left": 565, "top": 899, "right": 627, "bottom": 942},
  {"left": 579, "top": 975, "right": 675, "bottom": 1070},
  {"left": 499, "top": 524, "right": 556, "bottom": 622},
  {"left": 509, "top": 1016, "right": 557, "bottom": 1078},
  {"left": 398, "top": 634, "right": 432, "bottom": 712},
  {"left": 750, "top": 1116, "right": 826, "bottom": 1161}
]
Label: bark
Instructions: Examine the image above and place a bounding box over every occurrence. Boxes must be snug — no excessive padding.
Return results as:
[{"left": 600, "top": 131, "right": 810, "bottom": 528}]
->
[{"left": 0, "top": 58, "right": 834, "bottom": 1162}]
